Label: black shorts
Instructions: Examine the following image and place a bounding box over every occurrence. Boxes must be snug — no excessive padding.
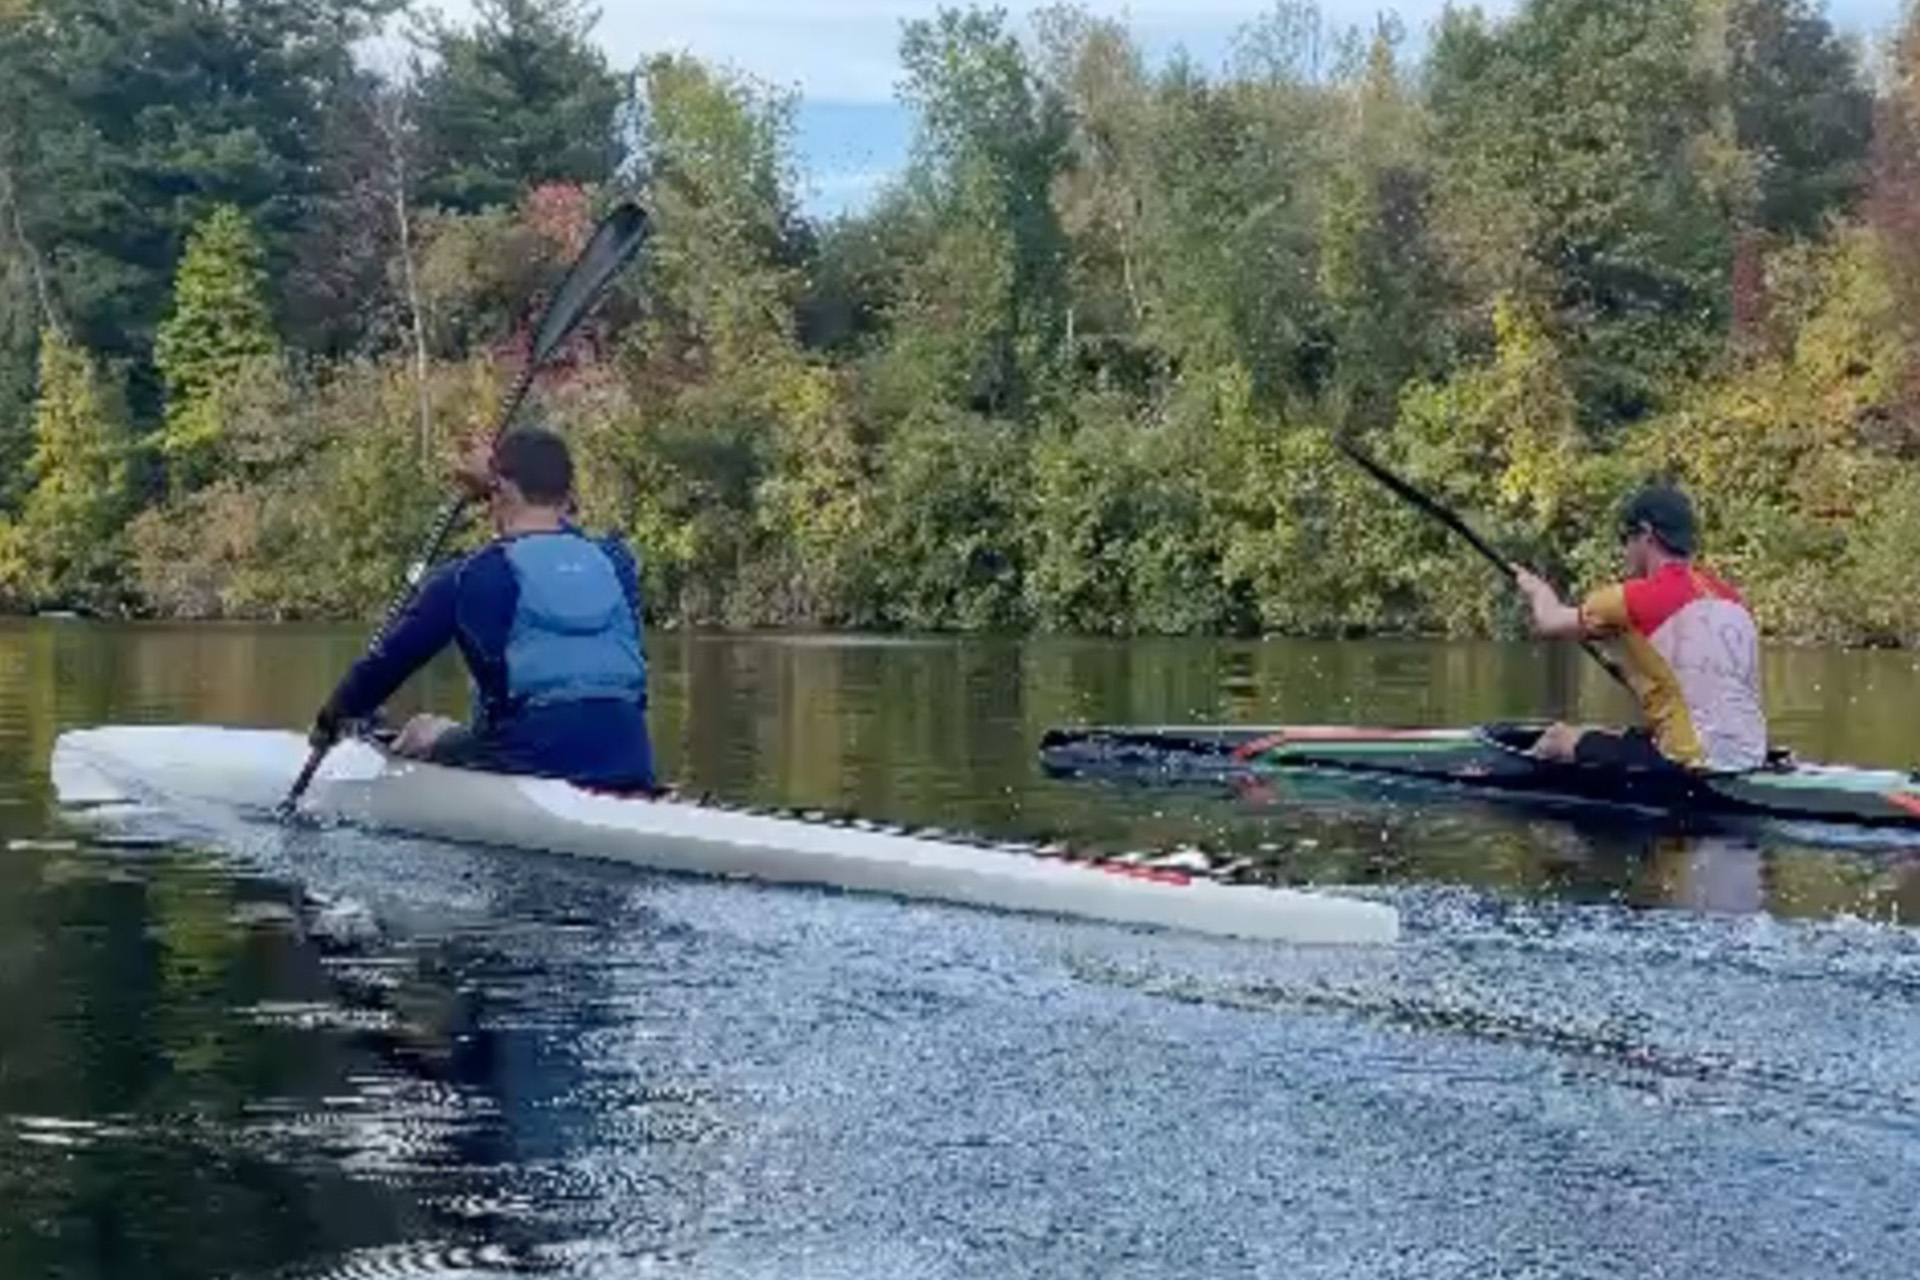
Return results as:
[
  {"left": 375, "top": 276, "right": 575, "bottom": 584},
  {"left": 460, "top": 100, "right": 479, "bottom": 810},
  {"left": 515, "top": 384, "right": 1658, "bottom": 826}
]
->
[{"left": 1573, "top": 727, "right": 1675, "bottom": 772}]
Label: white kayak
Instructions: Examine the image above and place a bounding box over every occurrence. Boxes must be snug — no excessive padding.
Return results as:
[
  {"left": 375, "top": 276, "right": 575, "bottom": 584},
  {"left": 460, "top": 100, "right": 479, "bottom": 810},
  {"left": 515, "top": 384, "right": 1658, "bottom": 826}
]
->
[{"left": 48, "top": 725, "right": 1400, "bottom": 946}]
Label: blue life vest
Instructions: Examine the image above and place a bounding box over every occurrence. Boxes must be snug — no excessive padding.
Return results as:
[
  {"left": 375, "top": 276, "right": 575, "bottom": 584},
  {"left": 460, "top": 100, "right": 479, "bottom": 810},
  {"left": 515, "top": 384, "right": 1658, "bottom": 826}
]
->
[{"left": 498, "top": 532, "right": 646, "bottom": 711}]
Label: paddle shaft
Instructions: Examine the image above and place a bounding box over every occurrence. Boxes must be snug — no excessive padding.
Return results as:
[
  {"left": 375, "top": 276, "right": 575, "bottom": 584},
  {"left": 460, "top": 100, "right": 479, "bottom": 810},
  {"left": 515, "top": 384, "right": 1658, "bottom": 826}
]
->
[
  {"left": 277, "top": 361, "right": 540, "bottom": 810},
  {"left": 1333, "top": 439, "right": 1634, "bottom": 694},
  {"left": 280, "top": 203, "right": 651, "bottom": 814},
  {"left": 389, "top": 357, "right": 539, "bottom": 624}
]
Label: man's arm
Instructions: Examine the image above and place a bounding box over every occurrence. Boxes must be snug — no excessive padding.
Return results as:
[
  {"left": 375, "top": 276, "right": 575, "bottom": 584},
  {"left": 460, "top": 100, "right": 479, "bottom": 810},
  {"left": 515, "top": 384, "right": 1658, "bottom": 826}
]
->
[
  {"left": 1513, "top": 565, "right": 1595, "bottom": 640},
  {"left": 323, "top": 564, "right": 462, "bottom": 722}
]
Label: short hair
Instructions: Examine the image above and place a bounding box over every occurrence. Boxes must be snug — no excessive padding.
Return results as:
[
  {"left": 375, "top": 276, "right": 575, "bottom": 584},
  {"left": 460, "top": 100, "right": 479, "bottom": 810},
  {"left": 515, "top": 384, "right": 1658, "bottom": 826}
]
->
[{"left": 493, "top": 427, "right": 573, "bottom": 505}]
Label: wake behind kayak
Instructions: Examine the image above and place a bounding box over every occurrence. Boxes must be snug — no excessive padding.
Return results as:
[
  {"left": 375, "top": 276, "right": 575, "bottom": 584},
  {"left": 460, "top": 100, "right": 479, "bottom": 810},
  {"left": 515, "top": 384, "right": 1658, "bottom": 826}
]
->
[{"left": 49, "top": 724, "right": 1398, "bottom": 947}]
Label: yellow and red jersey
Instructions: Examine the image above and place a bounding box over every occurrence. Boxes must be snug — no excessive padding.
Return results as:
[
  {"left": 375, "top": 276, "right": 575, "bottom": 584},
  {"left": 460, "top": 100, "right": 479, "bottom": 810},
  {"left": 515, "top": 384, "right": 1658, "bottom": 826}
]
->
[{"left": 1577, "top": 562, "right": 1767, "bottom": 771}]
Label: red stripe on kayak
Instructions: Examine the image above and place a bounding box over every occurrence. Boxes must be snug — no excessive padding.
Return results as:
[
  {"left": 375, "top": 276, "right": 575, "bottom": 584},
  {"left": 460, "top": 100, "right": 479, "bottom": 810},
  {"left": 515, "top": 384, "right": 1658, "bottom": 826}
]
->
[
  {"left": 1271, "top": 725, "right": 1455, "bottom": 741},
  {"left": 1233, "top": 732, "right": 1291, "bottom": 761},
  {"left": 1232, "top": 725, "right": 1450, "bottom": 761},
  {"left": 1092, "top": 863, "right": 1194, "bottom": 887},
  {"left": 1887, "top": 791, "right": 1920, "bottom": 818}
]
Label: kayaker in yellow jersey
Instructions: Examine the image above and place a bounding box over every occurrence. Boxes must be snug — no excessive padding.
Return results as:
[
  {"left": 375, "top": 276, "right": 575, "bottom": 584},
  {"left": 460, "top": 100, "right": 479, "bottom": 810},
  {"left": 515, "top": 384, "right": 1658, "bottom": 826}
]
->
[{"left": 1509, "top": 483, "right": 1768, "bottom": 773}]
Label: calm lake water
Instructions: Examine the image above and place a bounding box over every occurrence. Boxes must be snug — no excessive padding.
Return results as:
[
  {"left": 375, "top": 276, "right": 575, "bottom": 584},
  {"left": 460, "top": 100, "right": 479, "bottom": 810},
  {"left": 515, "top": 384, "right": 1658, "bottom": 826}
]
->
[{"left": 4, "top": 621, "right": 1920, "bottom": 1278}]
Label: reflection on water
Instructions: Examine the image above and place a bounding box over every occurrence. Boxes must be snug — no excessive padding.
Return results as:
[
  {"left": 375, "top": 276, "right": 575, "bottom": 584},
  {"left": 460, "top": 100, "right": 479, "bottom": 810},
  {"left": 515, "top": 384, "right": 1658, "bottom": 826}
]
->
[{"left": 2, "top": 621, "right": 1919, "bottom": 1277}]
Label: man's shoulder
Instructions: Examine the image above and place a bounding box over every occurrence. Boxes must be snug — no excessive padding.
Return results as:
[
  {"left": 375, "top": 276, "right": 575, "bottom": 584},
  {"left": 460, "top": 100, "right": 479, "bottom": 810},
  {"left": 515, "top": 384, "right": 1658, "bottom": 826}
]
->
[
  {"left": 427, "top": 542, "right": 516, "bottom": 606},
  {"left": 1626, "top": 561, "right": 1755, "bottom": 629},
  {"left": 452, "top": 540, "right": 515, "bottom": 577},
  {"left": 481, "top": 527, "right": 639, "bottom": 582},
  {"left": 578, "top": 527, "right": 639, "bottom": 572},
  {"left": 1691, "top": 563, "right": 1750, "bottom": 607}
]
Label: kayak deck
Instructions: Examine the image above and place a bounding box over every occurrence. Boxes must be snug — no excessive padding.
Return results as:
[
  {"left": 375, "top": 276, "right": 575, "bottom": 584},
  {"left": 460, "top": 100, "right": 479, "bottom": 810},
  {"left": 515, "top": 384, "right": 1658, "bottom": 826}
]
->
[
  {"left": 1039, "top": 721, "right": 1920, "bottom": 830},
  {"left": 50, "top": 725, "right": 1398, "bottom": 947}
]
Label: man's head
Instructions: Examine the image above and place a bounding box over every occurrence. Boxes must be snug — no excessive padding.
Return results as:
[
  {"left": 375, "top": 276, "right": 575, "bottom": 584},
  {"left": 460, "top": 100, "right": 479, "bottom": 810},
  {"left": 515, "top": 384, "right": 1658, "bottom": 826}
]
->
[
  {"left": 488, "top": 427, "right": 574, "bottom": 529},
  {"left": 1617, "top": 483, "right": 1696, "bottom": 576}
]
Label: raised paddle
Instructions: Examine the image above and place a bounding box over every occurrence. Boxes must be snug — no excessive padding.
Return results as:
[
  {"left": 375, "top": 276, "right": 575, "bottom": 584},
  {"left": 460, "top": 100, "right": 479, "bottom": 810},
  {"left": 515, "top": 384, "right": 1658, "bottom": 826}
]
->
[
  {"left": 1332, "top": 436, "right": 1634, "bottom": 694},
  {"left": 278, "top": 200, "right": 653, "bottom": 817}
]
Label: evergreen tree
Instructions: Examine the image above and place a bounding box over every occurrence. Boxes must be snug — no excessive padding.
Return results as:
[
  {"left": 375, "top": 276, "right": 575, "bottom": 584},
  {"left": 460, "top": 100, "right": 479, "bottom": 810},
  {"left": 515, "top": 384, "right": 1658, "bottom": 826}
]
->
[
  {"left": 0, "top": 0, "right": 385, "bottom": 370},
  {"left": 0, "top": 250, "right": 41, "bottom": 508},
  {"left": 1724, "top": 0, "right": 1873, "bottom": 238},
  {"left": 153, "top": 206, "right": 279, "bottom": 490},
  {"left": 414, "top": 0, "right": 627, "bottom": 212},
  {"left": 10, "top": 324, "right": 130, "bottom": 606}
]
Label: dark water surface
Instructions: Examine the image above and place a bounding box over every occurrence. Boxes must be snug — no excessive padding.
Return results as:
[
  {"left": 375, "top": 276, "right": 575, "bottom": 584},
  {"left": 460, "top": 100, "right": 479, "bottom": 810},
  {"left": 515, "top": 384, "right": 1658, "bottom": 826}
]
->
[{"left": 4, "top": 621, "right": 1920, "bottom": 1278}]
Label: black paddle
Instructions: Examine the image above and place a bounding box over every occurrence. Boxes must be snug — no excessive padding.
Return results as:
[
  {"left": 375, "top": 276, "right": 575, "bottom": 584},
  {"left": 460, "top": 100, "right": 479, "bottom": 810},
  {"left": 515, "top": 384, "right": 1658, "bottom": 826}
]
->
[
  {"left": 278, "top": 200, "right": 653, "bottom": 817},
  {"left": 1332, "top": 437, "right": 1634, "bottom": 694}
]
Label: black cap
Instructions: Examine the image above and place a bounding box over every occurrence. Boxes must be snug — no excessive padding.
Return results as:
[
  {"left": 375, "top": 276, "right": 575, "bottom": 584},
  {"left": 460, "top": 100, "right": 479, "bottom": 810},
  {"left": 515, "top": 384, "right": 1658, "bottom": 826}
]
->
[{"left": 1618, "top": 484, "right": 1696, "bottom": 556}]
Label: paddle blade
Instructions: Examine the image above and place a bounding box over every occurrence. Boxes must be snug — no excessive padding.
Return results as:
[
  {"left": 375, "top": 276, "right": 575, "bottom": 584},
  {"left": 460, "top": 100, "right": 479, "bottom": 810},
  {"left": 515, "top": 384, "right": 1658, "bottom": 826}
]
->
[{"left": 527, "top": 201, "right": 651, "bottom": 366}]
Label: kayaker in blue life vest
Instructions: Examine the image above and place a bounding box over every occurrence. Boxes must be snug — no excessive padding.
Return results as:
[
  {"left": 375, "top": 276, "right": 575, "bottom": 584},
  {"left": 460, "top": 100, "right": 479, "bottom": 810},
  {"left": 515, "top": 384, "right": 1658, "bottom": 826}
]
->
[{"left": 310, "top": 427, "right": 657, "bottom": 791}]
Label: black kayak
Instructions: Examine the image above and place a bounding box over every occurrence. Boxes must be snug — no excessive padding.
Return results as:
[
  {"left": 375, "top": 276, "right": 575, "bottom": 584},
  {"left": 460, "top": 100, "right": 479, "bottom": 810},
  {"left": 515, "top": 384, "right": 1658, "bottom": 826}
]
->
[{"left": 1038, "top": 722, "right": 1920, "bottom": 832}]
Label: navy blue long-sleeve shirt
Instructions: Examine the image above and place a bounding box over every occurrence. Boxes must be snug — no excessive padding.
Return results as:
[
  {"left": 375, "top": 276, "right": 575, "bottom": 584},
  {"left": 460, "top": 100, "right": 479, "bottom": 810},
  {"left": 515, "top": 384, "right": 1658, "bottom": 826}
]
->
[{"left": 329, "top": 529, "right": 656, "bottom": 789}]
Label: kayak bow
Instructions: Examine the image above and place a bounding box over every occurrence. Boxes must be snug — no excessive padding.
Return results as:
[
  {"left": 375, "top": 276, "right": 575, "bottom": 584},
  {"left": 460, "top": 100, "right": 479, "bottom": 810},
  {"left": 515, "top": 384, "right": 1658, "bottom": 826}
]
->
[
  {"left": 52, "top": 724, "right": 1398, "bottom": 947},
  {"left": 1039, "top": 722, "right": 1920, "bottom": 831}
]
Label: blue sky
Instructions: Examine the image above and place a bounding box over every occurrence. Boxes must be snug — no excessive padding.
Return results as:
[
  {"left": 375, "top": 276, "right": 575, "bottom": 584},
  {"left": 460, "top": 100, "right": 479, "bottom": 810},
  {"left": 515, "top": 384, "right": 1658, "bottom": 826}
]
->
[{"left": 428, "top": 0, "right": 1909, "bottom": 218}]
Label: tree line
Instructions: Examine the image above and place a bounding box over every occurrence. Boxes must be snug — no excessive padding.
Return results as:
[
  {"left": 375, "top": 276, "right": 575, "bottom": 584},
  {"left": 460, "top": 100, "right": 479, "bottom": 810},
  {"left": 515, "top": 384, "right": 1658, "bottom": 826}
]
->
[{"left": 1, "top": 0, "right": 1917, "bottom": 644}]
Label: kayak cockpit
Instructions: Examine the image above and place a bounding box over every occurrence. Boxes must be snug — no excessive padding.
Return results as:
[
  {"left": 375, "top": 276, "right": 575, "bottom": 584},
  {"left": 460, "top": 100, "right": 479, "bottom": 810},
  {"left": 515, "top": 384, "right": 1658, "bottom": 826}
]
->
[
  {"left": 1474, "top": 722, "right": 1551, "bottom": 757},
  {"left": 1473, "top": 722, "right": 1799, "bottom": 776}
]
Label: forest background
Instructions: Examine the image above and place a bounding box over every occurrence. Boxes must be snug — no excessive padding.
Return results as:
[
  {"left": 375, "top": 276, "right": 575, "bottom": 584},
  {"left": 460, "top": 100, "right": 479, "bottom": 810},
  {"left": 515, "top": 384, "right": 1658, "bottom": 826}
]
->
[{"left": 4, "top": 0, "right": 1920, "bottom": 645}]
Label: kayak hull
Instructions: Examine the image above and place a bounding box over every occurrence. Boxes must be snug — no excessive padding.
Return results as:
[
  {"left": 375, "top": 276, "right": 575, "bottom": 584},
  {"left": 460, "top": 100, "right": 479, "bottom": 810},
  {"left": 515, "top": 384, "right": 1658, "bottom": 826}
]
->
[
  {"left": 1038, "top": 722, "right": 1920, "bottom": 831},
  {"left": 50, "top": 725, "right": 1398, "bottom": 947}
]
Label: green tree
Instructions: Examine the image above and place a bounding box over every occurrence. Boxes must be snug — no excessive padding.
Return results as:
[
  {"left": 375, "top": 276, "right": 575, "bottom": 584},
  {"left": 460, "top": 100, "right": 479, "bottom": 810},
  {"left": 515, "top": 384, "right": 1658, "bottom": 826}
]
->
[
  {"left": 153, "top": 206, "right": 280, "bottom": 491},
  {"left": 635, "top": 54, "right": 803, "bottom": 370},
  {"left": 865, "top": 409, "right": 1030, "bottom": 629},
  {"left": 1613, "top": 225, "right": 1908, "bottom": 640},
  {"left": 4, "top": 325, "right": 130, "bottom": 607},
  {"left": 1723, "top": 0, "right": 1873, "bottom": 238},
  {"left": 415, "top": 203, "right": 559, "bottom": 357},
  {"left": 612, "top": 54, "right": 869, "bottom": 627},
  {"left": 0, "top": 0, "right": 386, "bottom": 369},
  {"left": 1025, "top": 394, "right": 1240, "bottom": 634},
  {"left": 1316, "top": 18, "right": 1449, "bottom": 427},
  {"left": 0, "top": 9, "right": 1908, "bottom": 645},
  {"left": 1426, "top": 0, "right": 1731, "bottom": 421},
  {"left": 1035, "top": 7, "right": 1156, "bottom": 390},
  {"left": 413, "top": 0, "right": 626, "bottom": 212},
  {"left": 795, "top": 196, "right": 926, "bottom": 356},
  {"left": 890, "top": 7, "right": 1072, "bottom": 419},
  {"left": 281, "top": 66, "right": 423, "bottom": 362},
  {"left": 0, "top": 248, "right": 43, "bottom": 506}
]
